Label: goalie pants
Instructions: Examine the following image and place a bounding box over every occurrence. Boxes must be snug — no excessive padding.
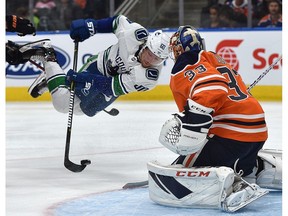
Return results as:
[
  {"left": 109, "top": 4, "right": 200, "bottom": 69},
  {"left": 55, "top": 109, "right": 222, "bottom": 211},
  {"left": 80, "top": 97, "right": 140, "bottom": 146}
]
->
[{"left": 174, "top": 135, "right": 265, "bottom": 176}]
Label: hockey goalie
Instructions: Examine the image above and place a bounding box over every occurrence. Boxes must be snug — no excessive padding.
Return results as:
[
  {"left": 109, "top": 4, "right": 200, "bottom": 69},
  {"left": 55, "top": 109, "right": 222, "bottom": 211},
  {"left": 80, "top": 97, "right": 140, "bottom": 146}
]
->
[{"left": 147, "top": 25, "right": 282, "bottom": 212}]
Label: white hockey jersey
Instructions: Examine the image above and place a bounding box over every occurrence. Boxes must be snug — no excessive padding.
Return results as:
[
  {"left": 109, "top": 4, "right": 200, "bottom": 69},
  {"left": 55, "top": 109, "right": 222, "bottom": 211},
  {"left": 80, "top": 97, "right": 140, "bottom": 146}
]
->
[{"left": 95, "top": 15, "right": 163, "bottom": 96}]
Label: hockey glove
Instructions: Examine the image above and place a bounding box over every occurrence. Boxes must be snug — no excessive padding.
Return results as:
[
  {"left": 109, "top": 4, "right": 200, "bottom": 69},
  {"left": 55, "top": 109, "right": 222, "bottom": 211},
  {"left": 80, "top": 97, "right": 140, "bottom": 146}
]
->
[
  {"left": 70, "top": 19, "right": 97, "bottom": 42},
  {"left": 65, "top": 69, "right": 113, "bottom": 97},
  {"left": 6, "top": 15, "right": 36, "bottom": 36}
]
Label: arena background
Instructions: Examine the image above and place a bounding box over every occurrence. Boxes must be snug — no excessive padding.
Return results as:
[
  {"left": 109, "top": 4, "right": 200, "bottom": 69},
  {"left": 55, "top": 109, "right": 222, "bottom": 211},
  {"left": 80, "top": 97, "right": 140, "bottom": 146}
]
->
[{"left": 6, "top": 28, "right": 282, "bottom": 102}]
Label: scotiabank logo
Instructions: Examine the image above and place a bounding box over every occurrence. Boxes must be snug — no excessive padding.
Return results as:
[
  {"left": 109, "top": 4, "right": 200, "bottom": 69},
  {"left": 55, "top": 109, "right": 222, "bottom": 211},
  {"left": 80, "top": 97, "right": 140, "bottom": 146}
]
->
[
  {"left": 215, "top": 40, "right": 243, "bottom": 71},
  {"left": 6, "top": 43, "right": 70, "bottom": 79},
  {"left": 253, "top": 49, "right": 282, "bottom": 70}
]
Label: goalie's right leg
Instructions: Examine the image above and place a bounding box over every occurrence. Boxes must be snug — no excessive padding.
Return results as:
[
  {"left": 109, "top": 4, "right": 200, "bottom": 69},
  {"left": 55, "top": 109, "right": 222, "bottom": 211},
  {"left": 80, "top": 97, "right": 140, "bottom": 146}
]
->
[{"left": 147, "top": 160, "right": 268, "bottom": 212}]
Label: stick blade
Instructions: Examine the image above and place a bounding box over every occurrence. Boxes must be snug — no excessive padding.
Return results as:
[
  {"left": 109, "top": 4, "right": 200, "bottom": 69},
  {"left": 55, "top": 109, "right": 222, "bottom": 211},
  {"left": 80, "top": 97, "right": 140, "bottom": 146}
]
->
[
  {"left": 122, "top": 180, "right": 148, "bottom": 189},
  {"left": 64, "top": 159, "right": 91, "bottom": 173}
]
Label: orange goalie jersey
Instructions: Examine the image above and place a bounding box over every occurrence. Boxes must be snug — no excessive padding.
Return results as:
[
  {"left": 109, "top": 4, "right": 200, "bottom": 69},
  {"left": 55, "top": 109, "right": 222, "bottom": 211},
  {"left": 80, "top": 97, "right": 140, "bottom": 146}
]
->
[{"left": 170, "top": 50, "right": 268, "bottom": 142}]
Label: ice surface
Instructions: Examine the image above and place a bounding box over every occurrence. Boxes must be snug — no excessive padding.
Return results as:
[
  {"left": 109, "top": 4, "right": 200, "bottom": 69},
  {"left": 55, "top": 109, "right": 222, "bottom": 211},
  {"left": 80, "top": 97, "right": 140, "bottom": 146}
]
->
[
  {"left": 6, "top": 101, "right": 282, "bottom": 216},
  {"left": 50, "top": 187, "right": 281, "bottom": 216}
]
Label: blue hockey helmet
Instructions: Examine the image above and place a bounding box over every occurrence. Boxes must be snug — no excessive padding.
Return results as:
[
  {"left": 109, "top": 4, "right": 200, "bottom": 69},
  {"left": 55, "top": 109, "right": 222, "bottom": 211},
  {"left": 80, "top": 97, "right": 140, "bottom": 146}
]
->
[{"left": 169, "top": 25, "right": 205, "bottom": 61}]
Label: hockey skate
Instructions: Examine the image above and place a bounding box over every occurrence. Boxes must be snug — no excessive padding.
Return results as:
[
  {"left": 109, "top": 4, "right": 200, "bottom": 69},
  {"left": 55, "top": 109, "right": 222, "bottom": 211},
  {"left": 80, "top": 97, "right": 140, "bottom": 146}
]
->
[
  {"left": 28, "top": 72, "right": 48, "bottom": 98},
  {"left": 220, "top": 177, "right": 268, "bottom": 212},
  {"left": 21, "top": 39, "right": 57, "bottom": 98},
  {"left": 7, "top": 39, "right": 57, "bottom": 64},
  {"left": 18, "top": 39, "right": 57, "bottom": 63}
]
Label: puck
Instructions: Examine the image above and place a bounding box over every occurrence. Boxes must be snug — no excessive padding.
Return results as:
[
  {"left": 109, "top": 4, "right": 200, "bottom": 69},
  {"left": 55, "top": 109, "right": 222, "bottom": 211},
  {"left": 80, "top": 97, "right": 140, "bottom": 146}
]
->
[{"left": 81, "top": 159, "right": 91, "bottom": 166}]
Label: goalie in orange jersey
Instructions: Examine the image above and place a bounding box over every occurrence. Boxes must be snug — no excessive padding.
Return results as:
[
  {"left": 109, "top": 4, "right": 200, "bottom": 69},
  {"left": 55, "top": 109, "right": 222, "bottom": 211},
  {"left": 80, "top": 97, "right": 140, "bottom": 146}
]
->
[
  {"left": 158, "top": 25, "right": 282, "bottom": 183},
  {"left": 148, "top": 26, "right": 281, "bottom": 211},
  {"left": 162, "top": 25, "right": 268, "bottom": 176}
]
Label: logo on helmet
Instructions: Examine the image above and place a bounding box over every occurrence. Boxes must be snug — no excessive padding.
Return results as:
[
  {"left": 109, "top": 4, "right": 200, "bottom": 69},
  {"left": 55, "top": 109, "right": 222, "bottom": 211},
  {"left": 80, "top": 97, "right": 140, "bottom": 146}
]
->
[
  {"left": 160, "top": 43, "right": 166, "bottom": 50},
  {"left": 183, "top": 28, "right": 201, "bottom": 51},
  {"left": 146, "top": 30, "right": 169, "bottom": 59}
]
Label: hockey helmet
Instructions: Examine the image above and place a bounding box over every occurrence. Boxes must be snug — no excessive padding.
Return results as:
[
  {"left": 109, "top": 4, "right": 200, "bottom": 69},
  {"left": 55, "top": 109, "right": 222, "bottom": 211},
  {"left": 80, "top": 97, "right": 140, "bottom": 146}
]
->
[
  {"left": 140, "top": 30, "right": 169, "bottom": 67},
  {"left": 169, "top": 25, "right": 205, "bottom": 61}
]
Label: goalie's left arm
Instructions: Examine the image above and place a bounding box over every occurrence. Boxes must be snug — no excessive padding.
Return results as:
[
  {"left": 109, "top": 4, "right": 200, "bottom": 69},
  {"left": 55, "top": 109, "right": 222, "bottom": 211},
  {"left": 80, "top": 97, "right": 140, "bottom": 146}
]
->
[{"left": 159, "top": 99, "right": 214, "bottom": 155}]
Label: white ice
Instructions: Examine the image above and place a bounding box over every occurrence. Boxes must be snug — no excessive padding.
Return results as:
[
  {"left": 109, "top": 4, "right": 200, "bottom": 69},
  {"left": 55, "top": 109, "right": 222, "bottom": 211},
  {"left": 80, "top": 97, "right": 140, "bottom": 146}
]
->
[{"left": 6, "top": 101, "right": 282, "bottom": 216}]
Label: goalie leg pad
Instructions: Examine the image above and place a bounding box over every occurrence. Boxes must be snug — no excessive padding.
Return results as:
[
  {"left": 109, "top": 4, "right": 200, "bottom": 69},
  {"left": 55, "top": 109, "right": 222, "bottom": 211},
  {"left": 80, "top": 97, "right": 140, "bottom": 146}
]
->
[
  {"left": 147, "top": 160, "right": 269, "bottom": 212},
  {"left": 256, "top": 149, "right": 282, "bottom": 190},
  {"left": 147, "top": 160, "right": 235, "bottom": 209}
]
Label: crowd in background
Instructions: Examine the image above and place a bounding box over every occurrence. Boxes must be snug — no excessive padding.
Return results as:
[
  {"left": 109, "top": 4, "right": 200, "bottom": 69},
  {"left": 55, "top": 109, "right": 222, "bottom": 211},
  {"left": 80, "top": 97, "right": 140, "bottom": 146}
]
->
[
  {"left": 6, "top": 0, "right": 282, "bottom": 31},
  {"left": 6, "top": 0, "right": 115, "bottom": 31},
  {"left": 201, "top": 0, "right": 282, "bottom": 28}
]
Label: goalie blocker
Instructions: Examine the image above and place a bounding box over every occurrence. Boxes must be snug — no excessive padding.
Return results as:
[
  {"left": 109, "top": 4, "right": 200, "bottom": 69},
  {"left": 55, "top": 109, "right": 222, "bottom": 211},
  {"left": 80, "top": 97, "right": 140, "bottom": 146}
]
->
[{"left": 147, "top": 161, "right": 268, "bottom": 212}]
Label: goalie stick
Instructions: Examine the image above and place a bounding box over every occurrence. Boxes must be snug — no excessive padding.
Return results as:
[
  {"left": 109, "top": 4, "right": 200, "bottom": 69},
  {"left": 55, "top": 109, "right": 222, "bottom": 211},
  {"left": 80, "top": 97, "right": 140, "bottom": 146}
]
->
[
  {"left": 64, "top": 41, "right": 91, "bottom": 172},
  {"left": 247, "top": 55, "right": 282, "bottom": 92},
  {"left": 28, "top": 60, "right": 119, "bottom": 116},
  {"left": 122, "top": 180, "right": 148, "bottom": 189}
]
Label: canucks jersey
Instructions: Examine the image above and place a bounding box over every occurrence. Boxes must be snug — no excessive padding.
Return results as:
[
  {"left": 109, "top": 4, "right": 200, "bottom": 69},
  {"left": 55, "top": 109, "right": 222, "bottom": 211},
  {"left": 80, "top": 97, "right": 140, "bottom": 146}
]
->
[
  {"left": 94, "top": 15, "right": 162, "bottom": 96},
  {"left": 170, "top": 50, "right": 268, "bottom": 142}
]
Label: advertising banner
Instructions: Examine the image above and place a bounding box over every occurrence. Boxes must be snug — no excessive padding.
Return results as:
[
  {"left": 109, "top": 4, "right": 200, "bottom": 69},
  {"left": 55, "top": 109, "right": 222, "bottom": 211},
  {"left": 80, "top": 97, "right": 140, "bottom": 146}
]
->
[{"left": 6, "top": 29, "right": 282, "bottom": 87}]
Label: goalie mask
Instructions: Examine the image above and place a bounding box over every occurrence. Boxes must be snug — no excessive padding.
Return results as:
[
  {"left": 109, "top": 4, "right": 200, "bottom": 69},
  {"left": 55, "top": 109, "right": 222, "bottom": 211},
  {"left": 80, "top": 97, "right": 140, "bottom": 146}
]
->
[
  {"left": 169, "top": 25, "right": 206, "bottom": 61},
  {"left": 140, "top": 30, "right": 169, "bottom": 67}
]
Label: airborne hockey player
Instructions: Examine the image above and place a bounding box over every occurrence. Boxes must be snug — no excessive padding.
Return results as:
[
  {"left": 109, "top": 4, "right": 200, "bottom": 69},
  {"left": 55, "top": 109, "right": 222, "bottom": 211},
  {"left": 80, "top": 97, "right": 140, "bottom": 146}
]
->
[
  {"left": 7, "top": 15, "right": 170, "bottom": 117},
  {"left": 148, "top": 25, "right": 282, "bottom": 212}
]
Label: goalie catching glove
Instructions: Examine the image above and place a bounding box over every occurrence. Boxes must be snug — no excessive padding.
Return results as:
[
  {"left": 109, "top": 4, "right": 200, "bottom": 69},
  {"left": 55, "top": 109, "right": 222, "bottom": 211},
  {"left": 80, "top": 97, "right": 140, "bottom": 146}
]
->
[{"left": 159, "top": 99, "right": 214, "bottom": 155}]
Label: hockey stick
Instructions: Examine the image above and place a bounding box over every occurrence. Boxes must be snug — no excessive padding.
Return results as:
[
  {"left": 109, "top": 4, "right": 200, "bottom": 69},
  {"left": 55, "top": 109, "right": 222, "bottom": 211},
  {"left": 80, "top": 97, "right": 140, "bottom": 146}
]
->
[
  {"left": 29, "top": 59, "right": 45, "bottom": 70},
  {"left": 247, "top": 55, "right": 282, "bottom": 92},
  {"left": 122, "top": 180, "right": 148, "bottom": 189},
  {"left": 28, "top": 59, "right": 119, "bottom": 116},
  {"left": 64, "top": 41, "right": 91, "bottom": 172}
]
